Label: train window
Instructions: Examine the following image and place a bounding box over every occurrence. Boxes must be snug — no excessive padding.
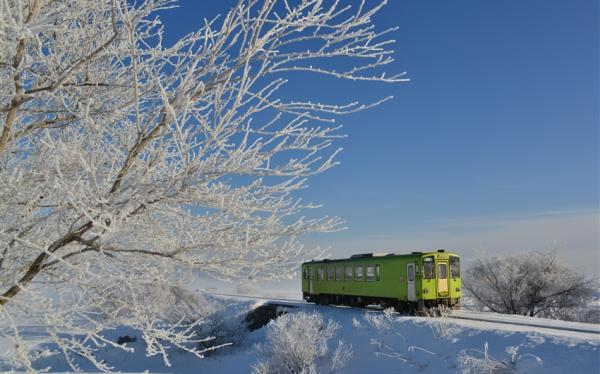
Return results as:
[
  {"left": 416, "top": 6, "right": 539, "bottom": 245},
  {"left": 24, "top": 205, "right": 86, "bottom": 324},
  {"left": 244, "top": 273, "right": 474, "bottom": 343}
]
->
[
  {"left": 366, "top": 265, "right": 375, "bottom": 281},
  {"left": 336, "top": 266, "right": 344, "bottom": 281},
  {"left": 317, "top": 267, "right": 324, "bottom": 281},
  {"left": 303, "top": 269, "right": 307, "bottom": 280},
  {"left": 345, "top": 266, "right": 353, "bottom": 280},
  {"left": 327, "top": 266, "right": 335, "bottom": 281},
  {"left": 355, "top": 265, "right": 364, "bottom": 281},
  {"left": 450, "top": 256, "right": 460, "bottom": 278},
  {"left": 438, "top": 263, "right": 447, "bottom": 279},
  {"left": 376, "top": 265, "right": 380, "bottom": 281},
  {"left": 408, "top": 264, "right": 415, "bottom": 282},
  {"left": 423, "top": 257, "right": 435, "bottom": 279}
]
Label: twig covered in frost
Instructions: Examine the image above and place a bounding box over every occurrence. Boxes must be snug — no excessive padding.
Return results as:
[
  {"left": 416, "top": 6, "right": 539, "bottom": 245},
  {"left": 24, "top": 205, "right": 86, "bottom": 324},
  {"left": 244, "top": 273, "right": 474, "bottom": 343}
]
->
[{"left": 330, "top": 340, "right": 354, "bottom": 372}]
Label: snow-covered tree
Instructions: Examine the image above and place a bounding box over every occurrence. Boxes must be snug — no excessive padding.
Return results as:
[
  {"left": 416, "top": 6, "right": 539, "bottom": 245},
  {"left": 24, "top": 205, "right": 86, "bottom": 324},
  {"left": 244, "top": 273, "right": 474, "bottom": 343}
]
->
[
  {"left": 463, "top": 251, "right": 596, "bottom": 318},
  {"left": 0, "top": 0, "right": 404, "bottom": 369}
]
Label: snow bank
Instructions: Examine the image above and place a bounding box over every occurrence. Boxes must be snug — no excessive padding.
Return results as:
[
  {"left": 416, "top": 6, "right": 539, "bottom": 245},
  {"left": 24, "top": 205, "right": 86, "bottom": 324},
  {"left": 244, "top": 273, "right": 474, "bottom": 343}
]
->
[{"left": 2, "top": 297, "right": 599, "bottom": 373}]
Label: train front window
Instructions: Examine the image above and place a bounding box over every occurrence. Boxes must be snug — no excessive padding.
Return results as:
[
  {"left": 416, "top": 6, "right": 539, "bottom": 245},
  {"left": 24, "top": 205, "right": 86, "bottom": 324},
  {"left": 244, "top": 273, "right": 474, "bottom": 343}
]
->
[
  {"left": 450, "top": 256, "right": 460, "bottom": 278},
  {"left": 423, "top": 257, "right": 435, "bottom": 279},
  {"left": 437, "top": 263, "right": 447, "bottom": 279}
]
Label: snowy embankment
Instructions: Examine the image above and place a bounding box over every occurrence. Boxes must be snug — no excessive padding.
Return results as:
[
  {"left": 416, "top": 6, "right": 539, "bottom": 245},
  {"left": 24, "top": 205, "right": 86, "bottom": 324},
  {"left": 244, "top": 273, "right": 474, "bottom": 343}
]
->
[{"left": 1, "top": 294, "right": 599, "bottom": 373}]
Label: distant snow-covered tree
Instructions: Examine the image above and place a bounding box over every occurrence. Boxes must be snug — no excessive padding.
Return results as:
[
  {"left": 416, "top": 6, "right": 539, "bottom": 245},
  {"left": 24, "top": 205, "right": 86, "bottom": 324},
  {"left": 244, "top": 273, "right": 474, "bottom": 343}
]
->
[
  {"left": 463, "top": 251, "right": 596, "bottom": 319},
  {"left": 0, "top": 0, "right": 404, "bottom": 369}
]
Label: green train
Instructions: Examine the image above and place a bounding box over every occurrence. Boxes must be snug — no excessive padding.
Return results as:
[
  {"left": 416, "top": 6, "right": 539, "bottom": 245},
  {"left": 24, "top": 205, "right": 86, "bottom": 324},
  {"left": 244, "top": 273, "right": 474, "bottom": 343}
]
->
[{"left": 301, "top": 250, "right": 461, "bottom": 311}]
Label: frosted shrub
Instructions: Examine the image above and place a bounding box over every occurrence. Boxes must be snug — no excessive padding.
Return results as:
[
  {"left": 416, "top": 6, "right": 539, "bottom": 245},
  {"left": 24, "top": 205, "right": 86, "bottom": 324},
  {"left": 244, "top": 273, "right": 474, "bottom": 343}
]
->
[
  {"left": 253, "top": 311, "right": 352, "bottom": 374},
  {"left": 359, "top": 309, "right": 411, "bottom": 362},
  {"left": 421, "top": 305, "right": 461, "bottom": 340},
  {"left": 458, "top": 342, "right": 542, "bottom": 374},
  {"left": 363, "top": 308, "right": 399, "bottom": 333},
  {"left": 458, "top": 342, "right": 514, "bottom": 374}
]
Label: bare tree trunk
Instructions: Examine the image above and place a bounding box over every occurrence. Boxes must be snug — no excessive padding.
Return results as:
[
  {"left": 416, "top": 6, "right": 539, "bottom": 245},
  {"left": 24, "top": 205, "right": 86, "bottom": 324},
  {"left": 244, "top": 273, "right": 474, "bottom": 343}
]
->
[{"left": 0, "top": 0, "right": 42, "bottom": 157}]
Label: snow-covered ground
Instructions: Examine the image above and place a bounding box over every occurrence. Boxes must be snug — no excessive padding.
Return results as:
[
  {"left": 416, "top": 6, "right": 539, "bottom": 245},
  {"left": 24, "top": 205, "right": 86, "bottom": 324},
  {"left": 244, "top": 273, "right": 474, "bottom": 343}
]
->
[{"left": 1, "top": 294, "right": 599, "bottom": 373}]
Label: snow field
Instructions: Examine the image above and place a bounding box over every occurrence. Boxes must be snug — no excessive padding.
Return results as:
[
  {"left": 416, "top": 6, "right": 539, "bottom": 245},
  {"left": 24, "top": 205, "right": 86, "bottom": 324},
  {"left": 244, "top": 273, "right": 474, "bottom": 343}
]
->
[{"left": 2, "top": 295, "right": 598, "bottom": 373}]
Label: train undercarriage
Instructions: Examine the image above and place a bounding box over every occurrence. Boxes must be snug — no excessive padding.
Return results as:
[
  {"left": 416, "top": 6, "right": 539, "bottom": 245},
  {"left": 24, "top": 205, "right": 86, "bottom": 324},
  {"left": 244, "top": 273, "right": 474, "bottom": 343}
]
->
[{"left": 303, "top": 292, "right": 460, "bottom": 312}]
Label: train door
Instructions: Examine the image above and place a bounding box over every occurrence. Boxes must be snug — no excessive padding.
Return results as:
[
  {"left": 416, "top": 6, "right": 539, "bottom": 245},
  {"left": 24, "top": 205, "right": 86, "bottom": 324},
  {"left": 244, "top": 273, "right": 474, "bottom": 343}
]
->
[
  {"left": 309, "top": 267, "right": 314, "bottom": 294},
  {"left": 437, "top": 261, "right": 448, "bottom": 297},
  {"left": 407, "top": 263, "right": 416, "bottom": 301}
]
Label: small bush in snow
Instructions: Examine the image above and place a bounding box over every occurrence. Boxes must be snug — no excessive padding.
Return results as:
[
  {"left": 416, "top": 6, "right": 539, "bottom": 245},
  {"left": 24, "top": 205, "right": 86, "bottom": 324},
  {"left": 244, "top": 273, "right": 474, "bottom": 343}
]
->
[
  {"left": 359, "top": 309, "right": 411, "bottom": 363},
  {"left": 421, "top": 305, "right": 462, "bottom": 340},
  {"left": 363, "top": 308, "right": 400, "bottom": 333},
  {"left": 253, "top": 311, "right": 352, "bottom": 374},
  {"left": 458, "top": 341, "right": 514, "bottom": 374},
  {"left": 458, "top": 341, "right": 542, "bottom": 374}
]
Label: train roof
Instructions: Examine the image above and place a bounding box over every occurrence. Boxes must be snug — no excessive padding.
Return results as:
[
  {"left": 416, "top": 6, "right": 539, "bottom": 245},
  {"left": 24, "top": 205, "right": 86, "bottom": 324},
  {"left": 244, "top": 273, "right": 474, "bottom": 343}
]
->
[{"left": 303, "top": 250, "right": 459, "bottom": 265}]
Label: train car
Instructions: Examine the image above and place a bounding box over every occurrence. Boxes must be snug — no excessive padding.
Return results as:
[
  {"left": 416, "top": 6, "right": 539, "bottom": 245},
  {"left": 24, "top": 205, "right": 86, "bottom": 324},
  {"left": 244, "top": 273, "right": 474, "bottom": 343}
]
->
[{"left": 301, "top": 250, "right": 461, "bottom": 311}]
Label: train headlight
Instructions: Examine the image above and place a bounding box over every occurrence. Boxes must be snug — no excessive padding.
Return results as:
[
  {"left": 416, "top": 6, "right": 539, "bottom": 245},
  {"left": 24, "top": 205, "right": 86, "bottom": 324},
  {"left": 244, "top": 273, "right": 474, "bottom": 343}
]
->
[
  {"left": 423, "top": 288, "right": 429, "bottom": 294},
  {"left": 455, "top": 288, "right": 460, "bottom": 292}
]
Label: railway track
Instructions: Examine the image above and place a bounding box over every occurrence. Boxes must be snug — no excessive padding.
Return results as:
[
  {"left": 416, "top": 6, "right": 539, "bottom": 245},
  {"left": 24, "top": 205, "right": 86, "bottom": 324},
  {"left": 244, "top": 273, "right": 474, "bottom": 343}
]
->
[
  {"left": 200, "top": 290, "right": 303, "bottom": 305},
  {"left": 449, "top": 310, "right": 600, "bottom": 335},
  {"left": 201, "top": 290, "right": 600, "bottom": 338}
]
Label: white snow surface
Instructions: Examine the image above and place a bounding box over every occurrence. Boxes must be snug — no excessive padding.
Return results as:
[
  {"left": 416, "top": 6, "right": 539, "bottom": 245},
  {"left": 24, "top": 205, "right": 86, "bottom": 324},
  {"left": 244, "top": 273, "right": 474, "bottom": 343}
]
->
[{"left": 1, "top": 294, "right": 599, "bottom": 373}]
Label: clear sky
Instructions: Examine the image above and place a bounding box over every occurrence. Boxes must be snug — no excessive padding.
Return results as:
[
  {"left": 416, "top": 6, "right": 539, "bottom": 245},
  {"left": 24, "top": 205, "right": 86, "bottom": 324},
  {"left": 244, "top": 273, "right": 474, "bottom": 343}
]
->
[{"left": 161, "top": 1, "right": 599, "bottom": 274}]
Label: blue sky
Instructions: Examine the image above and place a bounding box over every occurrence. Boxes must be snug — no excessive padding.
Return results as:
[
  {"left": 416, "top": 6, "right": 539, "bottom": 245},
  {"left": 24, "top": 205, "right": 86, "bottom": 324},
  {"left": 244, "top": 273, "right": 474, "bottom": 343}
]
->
[{"left": 161, "top": 1, "right": 599, "bottom": 273}]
